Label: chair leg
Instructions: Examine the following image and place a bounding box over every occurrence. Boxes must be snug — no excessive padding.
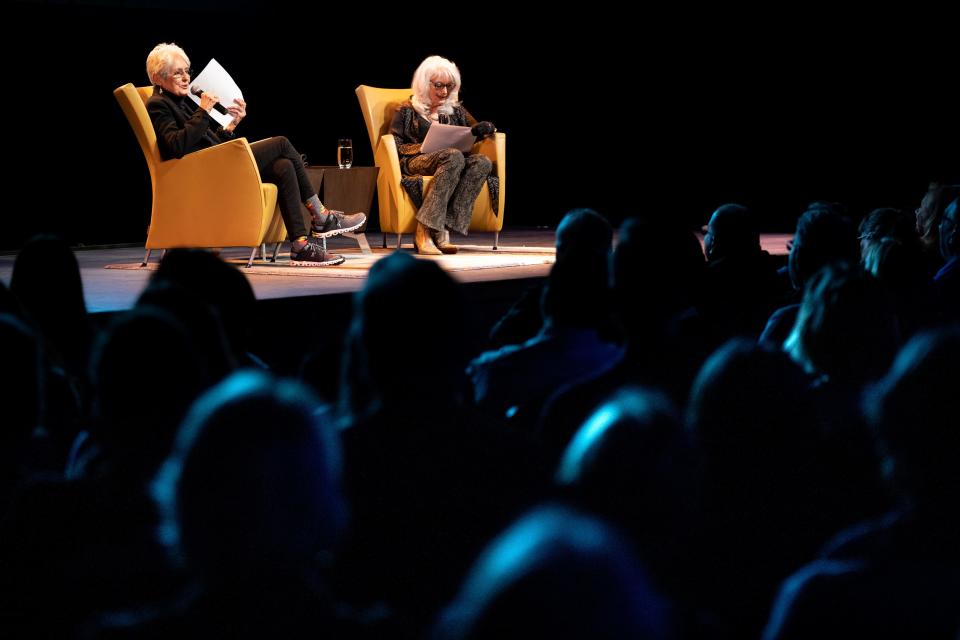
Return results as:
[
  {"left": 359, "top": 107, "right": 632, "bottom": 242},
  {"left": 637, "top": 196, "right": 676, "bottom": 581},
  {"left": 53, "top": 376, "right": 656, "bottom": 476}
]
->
[
  {"left": 382, "top": 233, "right": 387, "bottom": 249},
  {"left": 246, "top": 247, "right": 257, "bottom": 268},
  {"left": 141, "top": 248, "right": 152, "bottom": 267},
  {"left": 261, "top": 243, "right": 267, "bottom": 260},
  {"left": 271, "top": 242, "right": 281, "bottom": 262},
  {"left": 493, "top": 230, "right": 500, "bottom": 250},
  {"left": 160, "top": 249, "right": 167, "bottom": 261},
  {"left": 396, "top": 233, "right": 402, "bottom": 249},
  {"left": 346, "top": 232, "right": 373, "bottom": 255}
]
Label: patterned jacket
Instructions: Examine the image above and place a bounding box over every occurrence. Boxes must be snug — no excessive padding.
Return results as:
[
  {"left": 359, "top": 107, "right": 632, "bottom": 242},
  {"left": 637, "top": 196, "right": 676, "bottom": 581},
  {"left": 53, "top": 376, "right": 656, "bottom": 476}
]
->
[{"left": 388, "top": 100, "right": 498, "bottom": 214}]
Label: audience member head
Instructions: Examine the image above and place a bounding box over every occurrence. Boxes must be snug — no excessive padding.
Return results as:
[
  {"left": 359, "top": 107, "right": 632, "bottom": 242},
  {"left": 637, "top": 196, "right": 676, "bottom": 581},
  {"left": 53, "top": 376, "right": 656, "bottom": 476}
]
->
[
  {"left": 89, "top": 307, "right": 206, "bottom": 476},
  {"left": 703, "top": 203, "right": 759, "bottom": 261},
  {"left": 557, "top": 387, "right": 691, "bottom": 550},
  {"left": 137, "top": 279, "right": 236, "bottom": 383},
  {"left": 864, "top": 328, "right": 960, "bottom": 508},
  {"left": 939, "top": 197, "right": 959, "bottom": 260},
  {"left": 787, "top": 204, "right": 860, "bottom": 290},
  {"left": 915, "top": 182, "right": 960, "bottom": 251},
  {"left": 342, "top": 252, "right": 466, "bottom": 418},
  {"left": 687, "top": 338, "right": 814, "bottom": 460},
  {"left": 554, "top": 208, "right": 613, "bottom": 263},
  {"left": 10, "top": 235, "right": 89, "bottom": 370},
  {"left": 434, "top": 505, "right": 670, "bottom": 639},
  {"left": 540, "top": 258, "right": 610, "bottom": 331},
  {"left": 862, "top": 237, "right": 927, "bottom": 296},
  {"left": 611, "top": 217, "right": 705, "bottom": 335},
  {"left": 153, "top": 249, "right": 257, "bottom": 362},
  {"left": 857, "top": 207, "right": 917, "bottom": 257},
  {"left": 154, "top": 370, "right": 346, "bottom": 583},
  {"left": 785, "top": 262, "right": 899, "bottom": 385}
]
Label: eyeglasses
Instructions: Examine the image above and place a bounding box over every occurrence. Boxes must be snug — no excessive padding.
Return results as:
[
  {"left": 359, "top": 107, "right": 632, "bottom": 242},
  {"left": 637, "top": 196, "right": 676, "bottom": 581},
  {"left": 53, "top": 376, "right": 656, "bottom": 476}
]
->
[
  {"left": 431, "top": 81, "right": 456, "bottom": 91},
  {"left": 170, "top": 68, "right": 192, "bottom": 80}
]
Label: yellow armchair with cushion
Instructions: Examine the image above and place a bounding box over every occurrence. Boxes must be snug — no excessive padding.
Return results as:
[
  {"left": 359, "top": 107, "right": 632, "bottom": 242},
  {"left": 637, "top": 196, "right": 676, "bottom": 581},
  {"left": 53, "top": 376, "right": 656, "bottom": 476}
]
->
[
  {"left": 114, "top": 83, "right": 287, "bottom": 267},
  {"left": 355, "top": 85, "right": 506, "bottom": 249}
]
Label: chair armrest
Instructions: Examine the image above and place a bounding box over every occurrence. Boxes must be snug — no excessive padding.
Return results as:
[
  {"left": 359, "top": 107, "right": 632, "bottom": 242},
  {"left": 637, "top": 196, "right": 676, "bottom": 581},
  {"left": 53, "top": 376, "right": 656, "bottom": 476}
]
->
[{"left": 473, "top": 131, "right": 505, "bottom": 184}]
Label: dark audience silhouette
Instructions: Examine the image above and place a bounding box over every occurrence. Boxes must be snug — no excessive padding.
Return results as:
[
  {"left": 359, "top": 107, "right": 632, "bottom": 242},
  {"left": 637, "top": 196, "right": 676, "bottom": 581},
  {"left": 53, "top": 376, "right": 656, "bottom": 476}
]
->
[
  {"left": 1, "top": 183, "right": 958, "bottom": 638},
  {"left": 764, "top": 328, "right": 960, "bottom": 639},
  {"left": 434, "top": 505, "right": 672, "bottom": 640}
]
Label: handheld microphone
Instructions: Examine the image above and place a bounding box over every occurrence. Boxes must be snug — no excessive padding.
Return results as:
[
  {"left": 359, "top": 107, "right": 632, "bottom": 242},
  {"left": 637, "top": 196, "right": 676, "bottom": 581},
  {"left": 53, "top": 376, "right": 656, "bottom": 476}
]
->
[{"left": 190, "top": 86, "right": 229, "bottom": 115}]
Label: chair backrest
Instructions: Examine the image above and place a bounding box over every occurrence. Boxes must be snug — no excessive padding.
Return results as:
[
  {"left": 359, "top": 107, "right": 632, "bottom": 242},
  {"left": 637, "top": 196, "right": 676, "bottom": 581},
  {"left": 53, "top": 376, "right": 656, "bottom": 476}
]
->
[
  {"left": 114, "top": 83, "right": 161, "bottom": 178},
  {"left": 355, "top": 85, "right": 412, "bottom": 159}
]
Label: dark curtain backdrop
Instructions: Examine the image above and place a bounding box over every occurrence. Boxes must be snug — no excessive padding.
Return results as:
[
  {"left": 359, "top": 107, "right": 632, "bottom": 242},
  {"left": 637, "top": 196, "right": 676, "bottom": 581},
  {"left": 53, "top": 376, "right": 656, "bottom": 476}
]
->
[{"left": 4, "top": 2, "right": 957, "bottom": 249}]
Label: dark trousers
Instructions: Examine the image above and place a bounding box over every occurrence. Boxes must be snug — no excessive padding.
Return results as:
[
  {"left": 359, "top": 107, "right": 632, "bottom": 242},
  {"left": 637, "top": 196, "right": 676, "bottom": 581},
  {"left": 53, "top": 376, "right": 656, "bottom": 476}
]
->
[{"left": 250, "top": 136, "right": 313, "bottom": 239}]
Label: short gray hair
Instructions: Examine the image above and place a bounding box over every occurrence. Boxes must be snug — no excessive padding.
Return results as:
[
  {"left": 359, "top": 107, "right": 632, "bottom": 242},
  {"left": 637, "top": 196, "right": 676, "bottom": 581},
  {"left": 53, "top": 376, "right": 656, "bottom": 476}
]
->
[{"left": 146, "top": 42, "right": 190, "bottom": 86}]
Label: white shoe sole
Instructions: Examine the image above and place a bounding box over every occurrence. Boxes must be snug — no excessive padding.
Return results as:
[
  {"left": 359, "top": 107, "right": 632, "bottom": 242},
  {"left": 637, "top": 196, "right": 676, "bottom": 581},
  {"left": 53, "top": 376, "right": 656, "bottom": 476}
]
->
[
  {"left": 310, "top": 214, "right": 367, "bottom": 239},
  {"left": 290, "top": 255, "right": 346, "bottom": 266}
]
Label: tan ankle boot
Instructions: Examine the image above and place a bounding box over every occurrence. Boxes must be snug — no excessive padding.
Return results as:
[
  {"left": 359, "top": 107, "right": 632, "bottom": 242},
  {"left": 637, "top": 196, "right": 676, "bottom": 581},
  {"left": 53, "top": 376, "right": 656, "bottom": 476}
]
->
[
  {"left": 415, "top": 221, "right": 442, "bottom": 255},
  {"left": 432, "top": 228, "right": 459, "bottom": 254}
]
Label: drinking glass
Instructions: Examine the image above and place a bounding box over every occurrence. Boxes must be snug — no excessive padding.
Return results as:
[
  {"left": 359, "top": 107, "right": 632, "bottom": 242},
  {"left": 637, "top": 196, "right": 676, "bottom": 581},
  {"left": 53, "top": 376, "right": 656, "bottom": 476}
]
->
[{"left": 337, "top": 138, "right": 353, "bottom": 169}]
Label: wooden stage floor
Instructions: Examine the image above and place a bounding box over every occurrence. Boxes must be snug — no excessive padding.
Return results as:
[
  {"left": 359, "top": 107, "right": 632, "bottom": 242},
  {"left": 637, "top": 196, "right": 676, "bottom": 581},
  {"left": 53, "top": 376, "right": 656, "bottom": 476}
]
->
[{"left": 0, "top": 230, "right": 792, "bottom": 314}]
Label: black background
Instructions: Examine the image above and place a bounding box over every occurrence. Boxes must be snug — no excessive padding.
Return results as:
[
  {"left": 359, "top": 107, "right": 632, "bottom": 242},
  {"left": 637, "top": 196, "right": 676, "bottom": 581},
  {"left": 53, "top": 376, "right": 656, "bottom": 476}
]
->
[{"left": 4, "top": 1, "right": 957, "bottom": 250}]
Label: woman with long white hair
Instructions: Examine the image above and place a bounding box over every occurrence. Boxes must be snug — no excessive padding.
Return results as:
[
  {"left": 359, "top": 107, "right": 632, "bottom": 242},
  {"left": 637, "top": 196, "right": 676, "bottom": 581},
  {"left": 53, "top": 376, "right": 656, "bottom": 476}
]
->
[{"left": 389, "top": 55, "right": 497, "bottom": 254}]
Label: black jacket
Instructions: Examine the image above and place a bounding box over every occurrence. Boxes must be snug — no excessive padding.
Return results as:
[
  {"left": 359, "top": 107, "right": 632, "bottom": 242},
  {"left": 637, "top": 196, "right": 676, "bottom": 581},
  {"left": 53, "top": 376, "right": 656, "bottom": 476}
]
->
[{"left": 146, "top": 88, "right": 234, "bottom": 161}]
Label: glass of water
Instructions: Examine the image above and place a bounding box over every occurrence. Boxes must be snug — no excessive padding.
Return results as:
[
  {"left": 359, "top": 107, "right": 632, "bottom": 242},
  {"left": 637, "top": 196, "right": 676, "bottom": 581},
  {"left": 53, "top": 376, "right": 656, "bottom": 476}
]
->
[{"left": 337, "top": 138, "right": 353, "bottom": 169}]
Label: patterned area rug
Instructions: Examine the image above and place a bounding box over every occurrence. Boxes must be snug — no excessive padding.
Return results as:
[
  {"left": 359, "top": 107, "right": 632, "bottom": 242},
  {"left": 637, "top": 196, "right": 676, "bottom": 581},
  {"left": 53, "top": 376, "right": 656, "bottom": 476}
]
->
[{"left": 105, "top": 246, "right": 556, "bottom": 278}]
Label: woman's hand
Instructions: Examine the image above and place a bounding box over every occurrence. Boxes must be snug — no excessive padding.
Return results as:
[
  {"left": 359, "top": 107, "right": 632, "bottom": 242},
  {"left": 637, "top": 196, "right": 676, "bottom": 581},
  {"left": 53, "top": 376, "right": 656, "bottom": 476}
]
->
[
  {"left": 199, "top": 91, "right": 220, "bottom": 113},
  {"left": 471, "top": 121, "right": 496, "bottom": 138},
  {"left": 225, "top": 98, "right": 247, "bottom": 132}
]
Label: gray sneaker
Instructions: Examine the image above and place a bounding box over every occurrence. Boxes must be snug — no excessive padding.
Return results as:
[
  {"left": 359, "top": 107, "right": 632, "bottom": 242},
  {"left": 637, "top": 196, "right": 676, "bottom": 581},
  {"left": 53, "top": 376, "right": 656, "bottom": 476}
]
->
[
  {"left": 290, "top": 240, "right": 345, "bottom": 266},
  {"left": 311, "top": 210, "right": 367, "bottom": 238}
]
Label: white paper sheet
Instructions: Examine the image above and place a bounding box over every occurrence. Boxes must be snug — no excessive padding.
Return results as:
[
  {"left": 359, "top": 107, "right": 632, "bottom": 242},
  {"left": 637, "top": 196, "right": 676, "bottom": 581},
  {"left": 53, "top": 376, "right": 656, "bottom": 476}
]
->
[
  {"left": 420, "top": 122, "right": 475, "bottom": 154},
  {"left": 188, "top": 58, "right": 244, "bottom": 129}
]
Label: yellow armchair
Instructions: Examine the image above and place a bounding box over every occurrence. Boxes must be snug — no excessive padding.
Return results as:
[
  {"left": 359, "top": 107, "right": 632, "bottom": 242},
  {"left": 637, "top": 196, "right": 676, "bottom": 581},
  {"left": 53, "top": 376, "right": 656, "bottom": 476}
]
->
[
  {"left": 114, "top": 83, "right": 287, "bottom": 267},
  {"left": 355, "top": 85, "right": 506, "bottom": 249}
]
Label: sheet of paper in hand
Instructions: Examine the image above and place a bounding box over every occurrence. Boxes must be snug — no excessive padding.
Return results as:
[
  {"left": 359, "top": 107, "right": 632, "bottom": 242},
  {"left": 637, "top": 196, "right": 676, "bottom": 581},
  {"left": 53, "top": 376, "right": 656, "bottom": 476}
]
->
[
  {"left": 188, "top": 58, "right": 244, "bottom": 129},
  {"left": 420, "top": 122, "right": 475, "bottom": 154}
]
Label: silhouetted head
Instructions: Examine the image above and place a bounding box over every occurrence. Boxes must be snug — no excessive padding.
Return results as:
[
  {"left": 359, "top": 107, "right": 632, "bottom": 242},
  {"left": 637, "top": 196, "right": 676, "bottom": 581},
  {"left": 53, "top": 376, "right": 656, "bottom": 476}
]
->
[
  {"left": 688, "top": 338, "right": 813, "bottom": 456},
  {"left": 137, "top": 279, "right": 236, "bottom": 383},
  {"left": 785, "top": 262, "right": 899, "bottom": 385},
  {"left": 857, "top": 207, "right": 917, "bottom": 256},
  {"left": 154, "top": 370, "right": 346, "bottom": 582},
  {"left": 540, "top": 257, "right": 610, "bottom": 330},
  {"left": 557, "top": 387, "right": 689, "bottom": 542},
  {"left": 939, "top": 197, "right": 959, "bottom": 259},
  {"left": 153, "top": 249, "right": 257, "bottom": 360},
  {"left": 787, "top": 205, "right": 860, "bottom": 290},
  {"left": 90, "top": 307, "right": 206, "bottom": 475},
  {"left": 915, "top": 182, "right": 960, "bottom": 251},
  {"left": 555, "top": 208, "right": 613, "bottom": 263},
  {"left": 864, "top": 328, "right": 960, "bottom": 507},
  {"left": 862, "top": 237, "right": 927, "bottom": 297},
  {"left": 10, "top": 235, "right": 89, "bottom": 369},
  {"left": 435, "top": 505, "right": 670, "bottom": 639},
  {"left": 703, "top": 204, "right": 759, "bottom": 261},
  {"left": 611, "top": 217, "right": 705, "bottom": 335},
  {"left": 342, "top": 252, "right": 466, "bottom": 418}
]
